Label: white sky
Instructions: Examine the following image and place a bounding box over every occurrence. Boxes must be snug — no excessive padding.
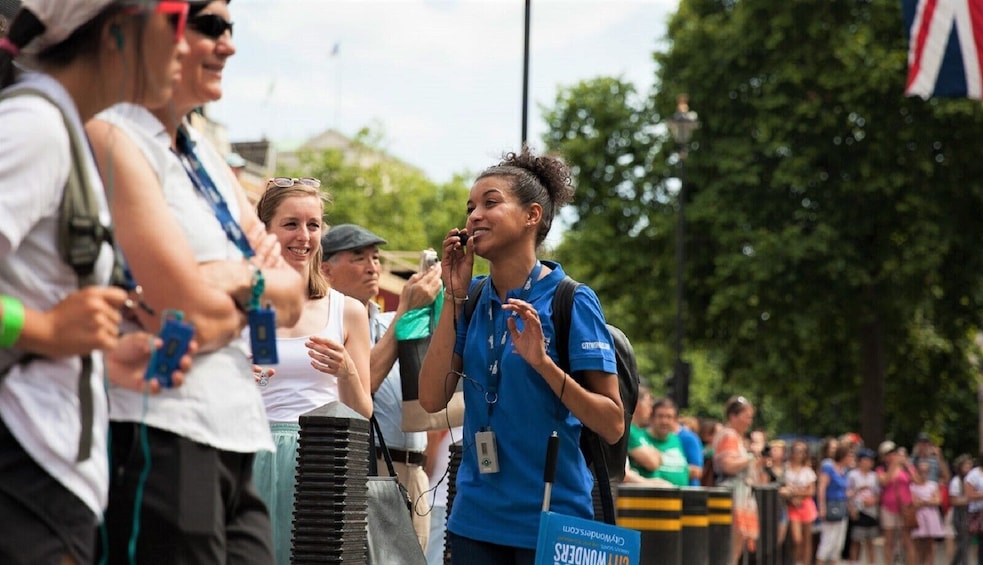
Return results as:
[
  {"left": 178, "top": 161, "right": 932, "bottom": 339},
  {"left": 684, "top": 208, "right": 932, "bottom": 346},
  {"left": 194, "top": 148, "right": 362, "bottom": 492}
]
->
[{"left": 208, "top": 0, "right": 679, "bottom": 183}]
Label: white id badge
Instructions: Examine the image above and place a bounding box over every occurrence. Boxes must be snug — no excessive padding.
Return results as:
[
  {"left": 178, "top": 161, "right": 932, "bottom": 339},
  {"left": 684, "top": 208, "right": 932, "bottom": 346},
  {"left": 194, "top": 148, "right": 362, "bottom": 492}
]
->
[{"left": 475, "top": 430, "right": 500, "bottom": 474}]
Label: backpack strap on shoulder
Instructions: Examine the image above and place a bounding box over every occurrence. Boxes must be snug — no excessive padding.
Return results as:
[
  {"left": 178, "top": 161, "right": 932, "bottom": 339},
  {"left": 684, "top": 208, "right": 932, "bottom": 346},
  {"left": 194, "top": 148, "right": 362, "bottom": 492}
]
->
[
  {"left": 463, "top": 277, "right": 489, "bottom": 326},
  {"left": 550, "top": 275, "right": 580, "bottom": 375},
  {"left": 0, "top": 87, "right": 110, "bottom": 461},
  {"left": 550, "top": 276, "right": 617, "bottom": 524}
]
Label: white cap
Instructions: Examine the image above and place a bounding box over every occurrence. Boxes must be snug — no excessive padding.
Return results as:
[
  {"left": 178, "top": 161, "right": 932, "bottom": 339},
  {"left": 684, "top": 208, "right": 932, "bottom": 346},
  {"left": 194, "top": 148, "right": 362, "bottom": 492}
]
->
[{"left": 21, "top": 0, "right": 150, "bottom": 53}]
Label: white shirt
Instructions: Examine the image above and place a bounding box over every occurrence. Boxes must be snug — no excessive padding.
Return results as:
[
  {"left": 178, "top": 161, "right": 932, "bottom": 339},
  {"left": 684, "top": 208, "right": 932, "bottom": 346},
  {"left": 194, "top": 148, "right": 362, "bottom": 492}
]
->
[
  {"left": 96, "top": 104, "right": 272, "bottom": 453},
  {"left": 0, "top": 72, "right": 114, "bottom": 516},
  {"left": 370, "top": 302, "right": 426, "bottom": 452},
  {"left": 847, "top": 468, "right": 880, "bottom": 516},
  {"left": 259, "top": 289, "right": 346, "bottom": 422},
  {"left": 785, "top": 465, "right": 817, "bottom": 490},
  {"left": 965, "top": 467, "right": 983, "bottom": 513}
]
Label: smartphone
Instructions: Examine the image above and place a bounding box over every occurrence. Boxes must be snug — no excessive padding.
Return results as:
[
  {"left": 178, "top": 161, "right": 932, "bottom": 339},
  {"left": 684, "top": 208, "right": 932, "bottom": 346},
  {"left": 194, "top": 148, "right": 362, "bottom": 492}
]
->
[{"left": 419, "top": 249, "right": 438, "bottom": 272}]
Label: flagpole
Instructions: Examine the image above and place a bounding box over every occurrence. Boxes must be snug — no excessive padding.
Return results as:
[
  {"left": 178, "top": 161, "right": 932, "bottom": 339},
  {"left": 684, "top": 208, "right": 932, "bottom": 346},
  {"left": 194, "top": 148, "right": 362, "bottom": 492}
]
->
[
  {"left": 521, "top": 0, "right": 531, "bottom": 146},
  {"left": 331, "top": 42, "right": 341, "bottom": 130}
]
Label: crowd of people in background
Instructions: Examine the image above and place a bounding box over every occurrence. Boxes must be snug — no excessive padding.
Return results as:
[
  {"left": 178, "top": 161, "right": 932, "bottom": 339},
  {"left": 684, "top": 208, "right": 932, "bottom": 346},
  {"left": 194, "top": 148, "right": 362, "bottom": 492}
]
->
[{"left": 626, "top": 391, "right": 983, "bottom": 565}]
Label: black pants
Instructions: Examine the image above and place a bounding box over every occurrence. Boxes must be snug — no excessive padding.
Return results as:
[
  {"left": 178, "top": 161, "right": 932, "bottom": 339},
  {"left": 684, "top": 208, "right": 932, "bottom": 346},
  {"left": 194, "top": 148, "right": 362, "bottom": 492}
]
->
[
  {"left": 0, "top": 415, "right": 97, "bottom": 565},
  {"left": 952, "top": 506, "right": 970, "bottom": 565},
  {"left": 99, "top": 422, "right": 274, "bottom": 565}
]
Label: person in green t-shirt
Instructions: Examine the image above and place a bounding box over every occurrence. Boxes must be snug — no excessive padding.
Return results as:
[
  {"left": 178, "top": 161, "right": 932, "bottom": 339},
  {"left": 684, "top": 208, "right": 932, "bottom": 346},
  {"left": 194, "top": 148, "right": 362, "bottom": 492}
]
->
[
  {"left": 647, "top": 397, "right": 691, "bottom": 487},
  {"left": 627, "top": 387, "right": 662, "bottom": 479}
]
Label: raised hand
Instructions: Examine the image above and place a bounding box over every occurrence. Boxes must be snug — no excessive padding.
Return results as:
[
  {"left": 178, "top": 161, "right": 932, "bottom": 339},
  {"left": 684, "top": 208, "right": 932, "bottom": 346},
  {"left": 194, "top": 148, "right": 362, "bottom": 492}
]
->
[
  {"left": 106, "top": 331, "right": 198, "bottom": 393},
  {"left": 246, "top": 222, "right": 282, "bottom": 270},
  {"left": 20, "top": 286, "right": 128, "bottom": 358},
  {"left": 440, "top": 229, "right": 473, "bottom": 300},
  {"left": 401, "top": 263, "right": 444, "bottom": 311},
  {"left": 503, "top": 298, "right": 549, "bottom": 369},
  {"left": 306, "top": 335, "right": 357, "bottom": 379}
]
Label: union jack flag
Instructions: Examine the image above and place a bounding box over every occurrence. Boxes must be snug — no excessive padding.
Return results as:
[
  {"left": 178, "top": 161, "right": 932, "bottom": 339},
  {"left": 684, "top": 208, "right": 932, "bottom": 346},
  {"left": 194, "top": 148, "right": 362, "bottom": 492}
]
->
[{"left": 903, "top": 0, "right": 983, "bottom": 99}]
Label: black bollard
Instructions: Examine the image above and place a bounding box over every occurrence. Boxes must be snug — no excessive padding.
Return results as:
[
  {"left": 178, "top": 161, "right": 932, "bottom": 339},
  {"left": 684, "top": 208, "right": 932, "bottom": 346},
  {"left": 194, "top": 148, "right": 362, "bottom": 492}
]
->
[
  {"left": 681, "top": 487, "right": 709, "bottom": 565},
  {"left": 707, "top": 486, "right": 733, "bottom": 565},
  {"left": 616, "top": 484, "right": 681, "bottom": 565},
  {"left": 752, "top": 484, "right": 781, "bottom": 565}
]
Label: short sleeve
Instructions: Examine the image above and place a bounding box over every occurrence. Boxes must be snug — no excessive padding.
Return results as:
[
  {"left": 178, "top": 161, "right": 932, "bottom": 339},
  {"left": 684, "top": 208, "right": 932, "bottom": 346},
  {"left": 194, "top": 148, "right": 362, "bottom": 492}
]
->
[
  {"left": 566, "top": 284, "right": 617, "bottom": 375},
  {"left": 0, "top": 96, "right": 69, "bottom": 254}
]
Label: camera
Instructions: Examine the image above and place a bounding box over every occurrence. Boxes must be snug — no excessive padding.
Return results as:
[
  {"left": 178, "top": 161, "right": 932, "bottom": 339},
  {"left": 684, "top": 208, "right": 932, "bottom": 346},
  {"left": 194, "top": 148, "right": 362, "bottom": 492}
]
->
[{"left": 419, "top": 249, "right": 438, "bottom": 272}]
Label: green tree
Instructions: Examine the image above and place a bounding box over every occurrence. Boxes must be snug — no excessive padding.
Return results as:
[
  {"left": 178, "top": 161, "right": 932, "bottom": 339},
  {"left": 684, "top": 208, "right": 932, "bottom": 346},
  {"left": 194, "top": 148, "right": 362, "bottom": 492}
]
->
[
  {"left": 545, "top": 0, "right": 983, "bottom": 453},
  {"left": 542, "top": 77, "right": 682, "bottom": 399},
  {"left": 279, "top": 128, "right": 470, "bottom": 253}
]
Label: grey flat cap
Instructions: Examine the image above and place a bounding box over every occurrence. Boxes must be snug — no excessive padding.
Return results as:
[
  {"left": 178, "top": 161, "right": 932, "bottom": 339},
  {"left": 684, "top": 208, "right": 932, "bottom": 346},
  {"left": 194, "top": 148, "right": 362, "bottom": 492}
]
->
[{"left": 321, "top": 224, "right": 387, "bottom": 259}]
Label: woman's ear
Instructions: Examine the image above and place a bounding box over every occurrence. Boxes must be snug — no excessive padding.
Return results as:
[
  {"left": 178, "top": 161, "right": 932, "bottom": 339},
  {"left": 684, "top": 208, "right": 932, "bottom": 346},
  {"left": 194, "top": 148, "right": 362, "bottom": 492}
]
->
[{"left": 526, "top": 203, "right": 542, "bottom": 226}]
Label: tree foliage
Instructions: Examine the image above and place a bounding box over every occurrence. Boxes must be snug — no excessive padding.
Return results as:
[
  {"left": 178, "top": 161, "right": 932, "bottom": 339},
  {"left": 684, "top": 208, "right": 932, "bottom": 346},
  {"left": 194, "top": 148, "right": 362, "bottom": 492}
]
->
[
  {"left": 542, "top": 78, "right": 676, "bottom": 390},
  {"left": 545, "top": 0, "right": 983, "bottom": 454},
  {"left": 278, "top": 128, "right": 470, "bottom": 252}
]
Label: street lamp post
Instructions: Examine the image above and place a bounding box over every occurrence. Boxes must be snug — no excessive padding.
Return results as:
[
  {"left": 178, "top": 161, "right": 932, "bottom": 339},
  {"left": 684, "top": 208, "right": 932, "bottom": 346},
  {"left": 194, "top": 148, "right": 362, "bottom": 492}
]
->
[{"left": 666, "top": 94, "right": 699, "bottom": 409}]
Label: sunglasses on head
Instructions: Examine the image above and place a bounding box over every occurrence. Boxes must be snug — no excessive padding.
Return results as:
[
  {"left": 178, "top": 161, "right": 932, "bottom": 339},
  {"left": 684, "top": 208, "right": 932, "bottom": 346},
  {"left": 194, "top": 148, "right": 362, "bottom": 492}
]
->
[
  {"left": 267, "top": 177, "right": 321, "bottom": 189},
  {"left": 188, "top": 13, "right": 234, "bottom": 39}
]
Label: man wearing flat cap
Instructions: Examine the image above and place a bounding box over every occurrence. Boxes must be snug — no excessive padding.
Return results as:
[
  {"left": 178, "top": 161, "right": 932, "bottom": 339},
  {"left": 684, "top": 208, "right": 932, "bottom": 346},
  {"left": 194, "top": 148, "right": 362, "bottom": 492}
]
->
[{"left": 320, "top": 224, "right": 443, "bottom": 551}]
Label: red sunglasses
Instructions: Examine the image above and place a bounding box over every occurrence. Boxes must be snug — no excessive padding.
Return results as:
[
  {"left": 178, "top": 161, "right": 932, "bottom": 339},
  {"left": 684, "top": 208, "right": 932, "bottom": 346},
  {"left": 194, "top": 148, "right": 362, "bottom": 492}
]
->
[
  {"left": 125, "top": 1, "right": 189, "bottom": 43},
  {"left": 156, "top": 1, "right": 189, "bottom": 43}
]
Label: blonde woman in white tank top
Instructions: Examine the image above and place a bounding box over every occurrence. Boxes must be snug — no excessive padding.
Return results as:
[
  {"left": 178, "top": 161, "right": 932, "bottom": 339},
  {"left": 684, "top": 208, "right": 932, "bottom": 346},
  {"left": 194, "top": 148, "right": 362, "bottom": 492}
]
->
[{"left": 252, "top": 178, "right": 372, "bottom": 564}]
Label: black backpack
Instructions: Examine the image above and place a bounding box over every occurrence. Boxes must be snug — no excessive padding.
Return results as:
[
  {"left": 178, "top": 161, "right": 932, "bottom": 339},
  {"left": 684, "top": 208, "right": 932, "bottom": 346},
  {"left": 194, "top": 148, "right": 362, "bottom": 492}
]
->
[{"left": 464, "top": 275, "right": 640, "bottom": 524}]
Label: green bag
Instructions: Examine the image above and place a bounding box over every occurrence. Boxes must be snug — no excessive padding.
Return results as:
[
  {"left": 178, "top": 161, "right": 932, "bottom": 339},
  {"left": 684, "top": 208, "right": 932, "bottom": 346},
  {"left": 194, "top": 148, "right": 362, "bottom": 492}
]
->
[{"left": 393, "top": 289, "right": 444, "bottom": 341}]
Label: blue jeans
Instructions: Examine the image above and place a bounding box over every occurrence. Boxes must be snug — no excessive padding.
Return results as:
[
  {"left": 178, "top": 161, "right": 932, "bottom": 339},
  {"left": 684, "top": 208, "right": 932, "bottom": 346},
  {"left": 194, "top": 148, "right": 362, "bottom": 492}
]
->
[{"left": 449, "top": 532, "right": 536, "bottom": 565}]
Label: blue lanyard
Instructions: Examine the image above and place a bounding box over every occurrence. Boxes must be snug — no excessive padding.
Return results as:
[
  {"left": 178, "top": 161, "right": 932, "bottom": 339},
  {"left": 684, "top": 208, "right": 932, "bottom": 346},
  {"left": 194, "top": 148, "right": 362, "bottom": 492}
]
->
[
  {"left": 485, "top": 262, "right": 543, "bottom": 418},
  {"left": 174, "top": 127, "right": 254, "bottom": 259}
]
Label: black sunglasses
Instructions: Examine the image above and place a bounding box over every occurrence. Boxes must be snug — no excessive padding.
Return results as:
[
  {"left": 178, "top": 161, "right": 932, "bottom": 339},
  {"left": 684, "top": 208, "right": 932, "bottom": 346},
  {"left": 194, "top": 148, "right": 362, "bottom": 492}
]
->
[{"left": 188, "top": 14, "right": 234, "bottom": 39}]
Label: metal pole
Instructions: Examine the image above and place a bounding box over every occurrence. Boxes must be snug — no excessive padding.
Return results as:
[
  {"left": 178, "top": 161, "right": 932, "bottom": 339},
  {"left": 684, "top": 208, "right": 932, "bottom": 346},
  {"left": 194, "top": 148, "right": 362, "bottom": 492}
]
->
[
  {"left": 675, "top": 155, "right": 686, "bottom": 372},
  {"left": 521, "top": 0, "right": 531, "bottom": 146}
]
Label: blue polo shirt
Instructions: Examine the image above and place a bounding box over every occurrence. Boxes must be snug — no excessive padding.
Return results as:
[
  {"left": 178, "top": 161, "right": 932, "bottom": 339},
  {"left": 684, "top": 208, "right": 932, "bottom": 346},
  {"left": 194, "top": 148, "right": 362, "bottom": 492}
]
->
[{"left": 447, "top": 262, "right": 617, "bottom": 549}]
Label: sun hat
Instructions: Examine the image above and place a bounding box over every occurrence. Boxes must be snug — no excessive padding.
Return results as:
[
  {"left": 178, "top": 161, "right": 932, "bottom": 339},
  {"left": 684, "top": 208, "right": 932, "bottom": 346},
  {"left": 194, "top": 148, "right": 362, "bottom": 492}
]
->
[
  {"left": 18, "top": 0, "right": 118, "bottom": 52},
  {"left": 878, "top": 440, "right": 898, "bottom": 457}
]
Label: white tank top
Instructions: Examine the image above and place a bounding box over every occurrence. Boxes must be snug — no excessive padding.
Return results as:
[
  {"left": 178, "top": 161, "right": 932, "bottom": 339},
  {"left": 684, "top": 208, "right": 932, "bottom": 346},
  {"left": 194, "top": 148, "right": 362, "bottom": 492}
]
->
[{"left": 259, "top": 289, "right": 346, "bottom": 423}]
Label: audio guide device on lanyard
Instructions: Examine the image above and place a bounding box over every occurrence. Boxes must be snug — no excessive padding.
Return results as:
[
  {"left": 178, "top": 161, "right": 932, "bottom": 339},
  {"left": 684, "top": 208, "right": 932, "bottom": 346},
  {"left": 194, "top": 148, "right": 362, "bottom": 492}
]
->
[
  {"left": 175, "top": 127, "right": 278, "bottom": 364},
  {"left": 144, "top": 310, "right": 194, "bottom": 388}
]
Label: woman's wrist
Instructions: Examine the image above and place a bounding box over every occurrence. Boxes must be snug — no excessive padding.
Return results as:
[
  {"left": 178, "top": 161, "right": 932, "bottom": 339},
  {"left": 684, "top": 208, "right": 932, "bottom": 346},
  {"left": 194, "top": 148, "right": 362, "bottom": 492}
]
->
[
  {"left": 444, "top": 289, "right": 468, "bottom": 303},
  {"left": 0, "top": 295, "right": 25, "bottom": 348}
]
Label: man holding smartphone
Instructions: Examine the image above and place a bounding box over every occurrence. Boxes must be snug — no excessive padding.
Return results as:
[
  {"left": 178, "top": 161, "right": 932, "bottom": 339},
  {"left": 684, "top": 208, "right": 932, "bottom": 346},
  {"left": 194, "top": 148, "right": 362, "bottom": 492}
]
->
[{"left": 320, "top": 224, "right": 443, "bottom": 551}]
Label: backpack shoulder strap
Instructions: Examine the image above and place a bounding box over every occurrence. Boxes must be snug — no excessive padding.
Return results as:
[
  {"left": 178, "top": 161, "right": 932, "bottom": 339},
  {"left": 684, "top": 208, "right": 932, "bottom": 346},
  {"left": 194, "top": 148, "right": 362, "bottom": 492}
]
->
[
  {"left": 551, "top": 275, "right": 581, "bottom": 374},
  {"left": 550, "top": 276, "right": 617, "bottom": 524},
  {"left": 463, "top": 277, "right": 489, "bottom": 326},
  {"left": 0, "top": 87, "right": 114, "bottom": 287}
]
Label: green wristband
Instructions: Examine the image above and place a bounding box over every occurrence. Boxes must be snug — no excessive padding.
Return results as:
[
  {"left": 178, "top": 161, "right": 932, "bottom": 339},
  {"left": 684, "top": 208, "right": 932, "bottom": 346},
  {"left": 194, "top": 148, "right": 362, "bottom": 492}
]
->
[{"left": 0, "top": 295, "right": 25, "bottom": 348}]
